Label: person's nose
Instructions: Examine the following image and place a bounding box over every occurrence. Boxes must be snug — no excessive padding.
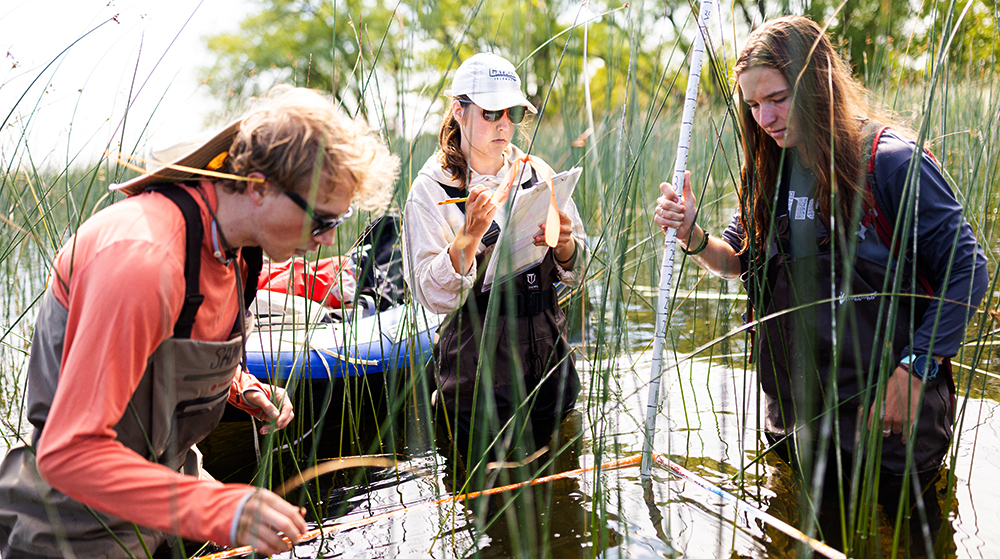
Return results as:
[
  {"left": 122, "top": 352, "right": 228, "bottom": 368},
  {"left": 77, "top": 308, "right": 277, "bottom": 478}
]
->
[
  {"left": 497, "top": 112, "right": 513, "bottom": 131},
  {"left": 313, "top": 228, "right": 336, "bottom": 247},
  {"left": 757, "top": 103, "right": 776, "bottom": 128}
]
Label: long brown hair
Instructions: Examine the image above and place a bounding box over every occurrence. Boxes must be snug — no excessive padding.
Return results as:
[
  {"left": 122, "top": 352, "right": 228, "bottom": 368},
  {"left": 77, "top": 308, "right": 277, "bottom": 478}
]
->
[
  {"left": 734, "top": 16, "right": 891, "bottom": 256},
  {"left": 438, "top": 95, "right": 471, "bottom": 188}
]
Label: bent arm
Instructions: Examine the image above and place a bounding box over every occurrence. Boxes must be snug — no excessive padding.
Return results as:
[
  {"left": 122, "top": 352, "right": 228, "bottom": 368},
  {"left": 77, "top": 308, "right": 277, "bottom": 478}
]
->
[
  {"left": 402, "top": 180, "right": 478, "bottom": 314},
  {"left": 447, "top": 184, "right": 497, "bottom": 275},
  {"left": 549, "top": 199, "right": 589, "bottom": 286},
  {"left": 655, "top": 174, "right": 742, "bottom": 280},
  {"left": 35, "top": 245, "right": 254, "bottom": 546},
  {"left": 878, "top": 139, "right": 989, "bottom": 359},
  {"left": 677, "top": 225, "right": 742, "bottom": 280}
]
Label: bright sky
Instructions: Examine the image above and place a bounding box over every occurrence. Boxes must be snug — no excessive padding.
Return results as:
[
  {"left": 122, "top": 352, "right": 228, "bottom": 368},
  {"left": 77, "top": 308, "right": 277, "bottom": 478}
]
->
[
  {"left": 1, "top": 0, "right": 738, "bottom": 174},
  {"left": 1, "top": 0, "right": 250, "bottom": 171}
]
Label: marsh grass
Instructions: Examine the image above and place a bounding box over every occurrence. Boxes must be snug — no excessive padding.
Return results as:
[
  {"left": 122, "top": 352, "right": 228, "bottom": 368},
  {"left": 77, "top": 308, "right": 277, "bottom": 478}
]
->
[
  {"left": 3, "top": 2, "right": 1000, "bottom": 558},
  {"left": 0, "top": 160, "right": 109, "bottom": 440}
]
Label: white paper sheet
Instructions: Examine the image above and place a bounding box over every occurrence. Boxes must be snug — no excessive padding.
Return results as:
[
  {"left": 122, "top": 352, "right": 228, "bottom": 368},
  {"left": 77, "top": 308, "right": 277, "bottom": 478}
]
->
[{"left": 482, "top": 167, "right": 582, "bottom": 288}]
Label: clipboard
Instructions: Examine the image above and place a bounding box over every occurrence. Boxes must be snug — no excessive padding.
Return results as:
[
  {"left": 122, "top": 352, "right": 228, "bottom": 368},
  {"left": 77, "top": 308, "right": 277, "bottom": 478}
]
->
[{"left": 482, "top": 167, "right": 582, "bottom": 288}]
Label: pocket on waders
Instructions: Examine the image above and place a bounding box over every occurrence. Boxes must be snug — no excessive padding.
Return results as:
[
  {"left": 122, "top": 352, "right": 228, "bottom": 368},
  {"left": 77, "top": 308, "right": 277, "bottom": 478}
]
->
[{"left": 176, "top": 389, "right": 228, "bottom": 419}]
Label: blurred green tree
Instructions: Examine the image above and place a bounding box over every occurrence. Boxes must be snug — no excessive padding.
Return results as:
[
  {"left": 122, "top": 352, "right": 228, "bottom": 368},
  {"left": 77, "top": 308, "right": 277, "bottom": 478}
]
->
[
  {"left": 729, "top": 0, "right": 998, "bottom": 85},
  {"left": 201, "top": 0, "right": 405, "bottom": 117},
  {"left": 200, "top": 0, "right": 710, "bottom": 138}
]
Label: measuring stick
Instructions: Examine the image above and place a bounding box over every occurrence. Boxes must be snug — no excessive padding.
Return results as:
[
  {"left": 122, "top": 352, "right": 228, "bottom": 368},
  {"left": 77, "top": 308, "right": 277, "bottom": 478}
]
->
[{"left": 641, "top": 0, "right": 715, "bottom": 477}]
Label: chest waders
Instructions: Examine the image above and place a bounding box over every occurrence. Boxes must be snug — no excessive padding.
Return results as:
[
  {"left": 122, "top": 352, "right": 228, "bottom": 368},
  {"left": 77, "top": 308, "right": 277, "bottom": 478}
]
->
[
  {"left": 0, "top": 186, "right": 260, "bottom": 558},
  {"left": 432, "top": 174, "right": 580, "bottom": 453},
  {"left": 745, "top": 126, "right": 953, "bottom": 475}
]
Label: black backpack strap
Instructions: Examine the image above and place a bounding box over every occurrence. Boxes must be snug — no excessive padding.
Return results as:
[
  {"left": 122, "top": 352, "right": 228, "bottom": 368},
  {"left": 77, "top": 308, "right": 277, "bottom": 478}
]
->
[
  {"left": 241, "top": 246, "right": 263, "bottom": 311},
  {"left": 860, "top": 123, "right": 935, "bottom": 296},
  {"left": 149, "top": 185, "right": 205, "bottom": 339},
  {"left": 360, "top": 215, "right": 408, "bottom": 309},
  {"left": 438, "top": 183, "right": 469, "bottom": 213}
]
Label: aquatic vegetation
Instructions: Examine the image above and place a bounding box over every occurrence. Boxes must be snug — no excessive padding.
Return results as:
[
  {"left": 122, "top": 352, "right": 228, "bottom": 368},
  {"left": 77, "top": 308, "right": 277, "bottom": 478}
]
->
[{"left": 2, "top": 1, "right": 1000, "bottom": 558}]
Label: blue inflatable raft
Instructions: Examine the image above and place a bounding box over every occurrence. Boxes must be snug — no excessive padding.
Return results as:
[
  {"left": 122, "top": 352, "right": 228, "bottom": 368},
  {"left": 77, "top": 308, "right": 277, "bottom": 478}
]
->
[{"left": 244, "top": 296, "right": 441, "bottom": 381}]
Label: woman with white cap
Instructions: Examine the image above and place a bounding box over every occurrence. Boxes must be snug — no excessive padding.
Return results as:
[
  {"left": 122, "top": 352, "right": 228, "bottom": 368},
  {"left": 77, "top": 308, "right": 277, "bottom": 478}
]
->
[{"left": 403, "top": 53, "right": 587, "bottom": 463}]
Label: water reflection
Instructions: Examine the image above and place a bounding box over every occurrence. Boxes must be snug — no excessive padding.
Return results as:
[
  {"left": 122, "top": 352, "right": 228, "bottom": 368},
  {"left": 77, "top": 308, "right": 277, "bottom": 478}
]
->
[
  {"left": 203, "top": 406, "right": 621, "bottom": 558},
  {"left": 195, "top": 328, "right": 999, "bottom": 557}
]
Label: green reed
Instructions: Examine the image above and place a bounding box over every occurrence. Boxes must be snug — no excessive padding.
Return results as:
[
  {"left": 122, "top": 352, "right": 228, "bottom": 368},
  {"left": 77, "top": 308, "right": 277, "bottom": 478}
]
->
[{"left": 3, "top": 1, "right": 1000, "bottom": 557}]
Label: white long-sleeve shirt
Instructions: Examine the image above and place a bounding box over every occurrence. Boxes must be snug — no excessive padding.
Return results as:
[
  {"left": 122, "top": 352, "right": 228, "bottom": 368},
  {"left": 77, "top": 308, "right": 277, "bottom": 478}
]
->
[{"left": 402, "top": 146, "right": 587, "bottom": 315}]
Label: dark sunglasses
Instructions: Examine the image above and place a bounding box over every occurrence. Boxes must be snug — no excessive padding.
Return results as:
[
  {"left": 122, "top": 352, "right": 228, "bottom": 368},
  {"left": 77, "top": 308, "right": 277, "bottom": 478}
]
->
[
  {"left": 459, "top": 100, "right": 527, "bottom": 124},
  {"left": 282, "top": 189, "right": 353, "bottom": 237}
]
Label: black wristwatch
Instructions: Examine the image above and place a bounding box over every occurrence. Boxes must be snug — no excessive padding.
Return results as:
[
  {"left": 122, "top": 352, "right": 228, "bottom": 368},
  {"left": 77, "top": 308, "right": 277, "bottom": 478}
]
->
[{"left": 899, "top": 354, "right": 939, "bottom": 381}]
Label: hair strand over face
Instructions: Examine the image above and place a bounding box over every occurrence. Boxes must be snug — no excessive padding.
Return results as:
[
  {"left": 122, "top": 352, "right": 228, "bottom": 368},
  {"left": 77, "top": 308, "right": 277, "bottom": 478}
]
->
[{"left": 733, "top": 15, "right": 894, "bottom": 259}]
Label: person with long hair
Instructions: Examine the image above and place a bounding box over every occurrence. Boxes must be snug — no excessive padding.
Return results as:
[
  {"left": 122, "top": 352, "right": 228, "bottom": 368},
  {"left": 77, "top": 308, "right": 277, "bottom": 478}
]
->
[
  {"left": 403, "top": 53, "right": 586, "bottom": 466},
  {"left": 654, "top": 15, "right": 987, "bottom": 546}
]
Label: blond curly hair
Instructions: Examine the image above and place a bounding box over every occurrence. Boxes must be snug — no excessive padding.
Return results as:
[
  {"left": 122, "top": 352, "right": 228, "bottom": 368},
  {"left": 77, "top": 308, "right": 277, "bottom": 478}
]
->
[{"left": 221, "top": 86, "right": 397, "bottom": 212}]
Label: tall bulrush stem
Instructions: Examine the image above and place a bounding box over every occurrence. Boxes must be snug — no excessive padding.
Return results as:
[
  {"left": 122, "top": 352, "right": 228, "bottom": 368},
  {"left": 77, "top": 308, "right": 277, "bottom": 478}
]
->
[{"left": 4, "top": 2, "right": 1000, "bottom": 557}]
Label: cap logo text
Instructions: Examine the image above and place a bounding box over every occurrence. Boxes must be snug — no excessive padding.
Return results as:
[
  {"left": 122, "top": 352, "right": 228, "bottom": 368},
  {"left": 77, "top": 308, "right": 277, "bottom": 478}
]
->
[{"left": 489, "top": 68, "right": 518, "bottom": 82}]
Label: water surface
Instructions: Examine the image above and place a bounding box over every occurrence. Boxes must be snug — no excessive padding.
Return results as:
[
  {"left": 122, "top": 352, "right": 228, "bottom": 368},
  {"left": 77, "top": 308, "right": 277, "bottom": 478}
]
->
[{"left": 202, "top": 342, "right": 1000, "bottom": 558}]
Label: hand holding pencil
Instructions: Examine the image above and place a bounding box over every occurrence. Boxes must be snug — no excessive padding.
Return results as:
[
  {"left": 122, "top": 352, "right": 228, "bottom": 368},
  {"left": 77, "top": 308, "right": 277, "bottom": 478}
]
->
[{"left": 447, "top": 184, "right": 497, "bottom": 274}]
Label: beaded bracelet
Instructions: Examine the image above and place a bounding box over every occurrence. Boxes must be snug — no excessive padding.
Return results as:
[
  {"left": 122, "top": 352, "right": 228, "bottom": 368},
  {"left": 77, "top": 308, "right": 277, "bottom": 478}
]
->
[{"left": 681, "top": 227, "right": 709, "bottom": 256}]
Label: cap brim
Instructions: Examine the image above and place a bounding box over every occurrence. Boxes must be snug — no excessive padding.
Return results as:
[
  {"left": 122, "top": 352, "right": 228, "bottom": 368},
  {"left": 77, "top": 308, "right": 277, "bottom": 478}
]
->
[
  {"left": 110, "top": 119, "right": 243, "bottom": 196},
  {"left": 469, "top": 91, "right": 537, "bottom": 113},
  {"left": 445, "top": 89, "right": 538, "bottom": 114}
]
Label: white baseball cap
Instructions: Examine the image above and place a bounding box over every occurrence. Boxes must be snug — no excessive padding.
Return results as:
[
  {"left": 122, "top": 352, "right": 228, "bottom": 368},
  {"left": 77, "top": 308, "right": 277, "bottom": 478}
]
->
[{"left": 443, "top": 53, "right": 537, "bottom": 113}]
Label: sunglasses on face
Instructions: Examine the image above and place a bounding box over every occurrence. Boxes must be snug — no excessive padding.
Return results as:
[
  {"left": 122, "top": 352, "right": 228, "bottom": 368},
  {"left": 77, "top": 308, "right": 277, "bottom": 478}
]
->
[
  {"left": 459, "top": 100, "right": 527, "bottom": 124},
  {"left": 282, "top": 189, "right": 353, "bottom": 237}
]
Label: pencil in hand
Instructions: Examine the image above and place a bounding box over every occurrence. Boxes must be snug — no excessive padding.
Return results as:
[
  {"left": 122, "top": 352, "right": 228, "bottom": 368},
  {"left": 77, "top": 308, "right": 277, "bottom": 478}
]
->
[{"left": 438, "top": 197, "right": 468, "bottom": 205}]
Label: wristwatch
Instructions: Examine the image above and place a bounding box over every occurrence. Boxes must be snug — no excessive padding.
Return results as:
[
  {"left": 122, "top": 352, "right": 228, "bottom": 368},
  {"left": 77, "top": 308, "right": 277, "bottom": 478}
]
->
[{"left": 899, "top": 354, "right": 939, "bottom": 381}]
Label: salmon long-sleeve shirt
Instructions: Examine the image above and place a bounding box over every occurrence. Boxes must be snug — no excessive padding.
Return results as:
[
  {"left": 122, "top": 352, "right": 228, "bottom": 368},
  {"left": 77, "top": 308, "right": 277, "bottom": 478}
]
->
[{"left": 33, "top": 182, "right": 271, "bottom": 546}]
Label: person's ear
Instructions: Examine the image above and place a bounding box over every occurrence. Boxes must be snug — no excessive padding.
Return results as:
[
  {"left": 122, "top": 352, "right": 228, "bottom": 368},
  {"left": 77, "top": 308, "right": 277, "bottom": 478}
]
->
[
  {"left": 452, "top": 98, "right": 464, "bottom": 120},
  {"left": 245, "top": 172, "right": 269, "bottom": 206}
]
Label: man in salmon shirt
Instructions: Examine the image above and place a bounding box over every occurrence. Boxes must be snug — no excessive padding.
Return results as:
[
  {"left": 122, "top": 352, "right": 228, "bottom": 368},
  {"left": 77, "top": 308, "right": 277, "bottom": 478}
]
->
[{"left": 0, "top": 86, "right": 398, "bottom": 558}]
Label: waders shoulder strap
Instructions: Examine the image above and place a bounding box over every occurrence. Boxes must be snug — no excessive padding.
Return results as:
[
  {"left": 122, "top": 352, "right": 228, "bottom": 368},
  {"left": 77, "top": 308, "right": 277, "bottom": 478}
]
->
[
  {"left": 436, "top": 168, "right": 539, "bottom": 249},
  {"left": 149, "top": 185, "right": 204, "bottom": 339},
  {"left": 436, "top": 182, "right": 502, "bottom": 247},
  {"left": 241, "top": 246, "right": 263, "bottom": 311}
]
